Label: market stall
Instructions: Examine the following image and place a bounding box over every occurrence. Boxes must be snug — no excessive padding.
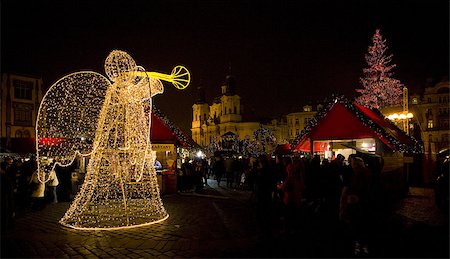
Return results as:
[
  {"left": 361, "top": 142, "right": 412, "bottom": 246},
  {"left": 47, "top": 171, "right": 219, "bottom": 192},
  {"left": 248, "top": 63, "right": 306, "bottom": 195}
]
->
[
  {"left": 291, "top": 96, "right": 423, "bottom": 166},
  {"left": 151, "top": 106, "right": 200, "bottom": 193}
]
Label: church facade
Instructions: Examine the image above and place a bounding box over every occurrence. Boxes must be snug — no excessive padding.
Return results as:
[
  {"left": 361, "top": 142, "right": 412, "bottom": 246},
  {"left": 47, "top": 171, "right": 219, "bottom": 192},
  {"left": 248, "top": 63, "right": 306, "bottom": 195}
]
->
[{"left": 191, "top": 76, "right": 289, "bottom": 149}]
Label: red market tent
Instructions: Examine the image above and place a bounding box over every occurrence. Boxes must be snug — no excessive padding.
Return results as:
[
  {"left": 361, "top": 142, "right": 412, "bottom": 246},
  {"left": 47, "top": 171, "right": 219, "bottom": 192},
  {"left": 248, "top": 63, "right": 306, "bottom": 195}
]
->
[
  {"left": 151, "top": 106, "right": 199, "bottom": 149},
  {"left": 291, "top": 96, "right": 423, "bottom": 154}
]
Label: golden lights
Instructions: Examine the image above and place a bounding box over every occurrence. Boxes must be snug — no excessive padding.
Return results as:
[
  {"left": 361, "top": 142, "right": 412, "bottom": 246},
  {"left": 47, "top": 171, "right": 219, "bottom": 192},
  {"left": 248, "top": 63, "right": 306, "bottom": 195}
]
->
[
  {"left": 387, "top": 112, "right": 413, "bottom": 121},
  {"left": 36, "top": 50, "right": 189, "bottom": 230}
]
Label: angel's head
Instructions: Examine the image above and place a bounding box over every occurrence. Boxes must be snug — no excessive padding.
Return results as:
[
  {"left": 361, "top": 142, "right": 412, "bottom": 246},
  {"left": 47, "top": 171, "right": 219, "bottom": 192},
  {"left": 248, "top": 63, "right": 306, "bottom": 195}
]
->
[{"left": 104, "top": 50, "right": 137, "bottom": 82}]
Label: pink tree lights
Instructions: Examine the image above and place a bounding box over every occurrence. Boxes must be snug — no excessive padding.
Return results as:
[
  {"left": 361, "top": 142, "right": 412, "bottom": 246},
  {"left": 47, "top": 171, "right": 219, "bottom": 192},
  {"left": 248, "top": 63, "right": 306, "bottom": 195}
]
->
[{"left": 356, "top": 29, "right": 403, "bottom": 109}]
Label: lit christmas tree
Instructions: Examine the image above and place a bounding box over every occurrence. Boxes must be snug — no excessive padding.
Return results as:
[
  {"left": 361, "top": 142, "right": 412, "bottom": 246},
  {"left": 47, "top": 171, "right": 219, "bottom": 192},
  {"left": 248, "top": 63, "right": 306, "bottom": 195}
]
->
[{"left": 356, "top": 29, "right": 403, "bottom": 109}]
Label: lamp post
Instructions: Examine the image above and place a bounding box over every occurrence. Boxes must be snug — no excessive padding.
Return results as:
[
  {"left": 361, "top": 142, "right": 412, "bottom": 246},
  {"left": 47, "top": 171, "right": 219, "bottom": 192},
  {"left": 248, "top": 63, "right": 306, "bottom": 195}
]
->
[{"left": 387, "top": 87, "right": 413, "bottom": 135}]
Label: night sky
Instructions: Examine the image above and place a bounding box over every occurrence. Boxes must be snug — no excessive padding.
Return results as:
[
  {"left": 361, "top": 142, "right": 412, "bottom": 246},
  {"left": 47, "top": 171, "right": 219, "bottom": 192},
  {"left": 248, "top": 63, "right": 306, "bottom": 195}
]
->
[{"left": 2, "top": 0, "right": 449, "bottom": 135}]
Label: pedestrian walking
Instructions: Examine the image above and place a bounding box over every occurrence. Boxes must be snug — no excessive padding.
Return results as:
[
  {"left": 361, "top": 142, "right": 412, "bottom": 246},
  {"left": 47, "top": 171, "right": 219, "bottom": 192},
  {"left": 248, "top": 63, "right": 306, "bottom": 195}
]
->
[{"left": 46, "top": 170, "right": 59, "bottom": 203}]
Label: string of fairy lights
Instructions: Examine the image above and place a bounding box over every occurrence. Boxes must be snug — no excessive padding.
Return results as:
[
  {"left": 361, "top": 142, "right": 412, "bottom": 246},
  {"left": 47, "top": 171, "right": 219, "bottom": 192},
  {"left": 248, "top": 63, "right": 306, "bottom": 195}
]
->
[
  {"left": 201, "top": 126, "right": 277, "bottom": 158},
  {"left": 290, "top": 95, "right": 423, "bottom": 154},
  {"left": 36, "top": 50, "right": 190, "bottom": 230},
  {"left": 250, "top": 125, "right": 277, "bottom": 157}
]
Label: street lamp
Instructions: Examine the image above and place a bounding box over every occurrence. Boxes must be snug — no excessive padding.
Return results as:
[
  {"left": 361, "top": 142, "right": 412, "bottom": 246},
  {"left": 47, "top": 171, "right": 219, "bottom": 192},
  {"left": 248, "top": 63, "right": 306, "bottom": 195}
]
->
[{"left": 387, "top": 111, "right": 414, "bottom": 134}]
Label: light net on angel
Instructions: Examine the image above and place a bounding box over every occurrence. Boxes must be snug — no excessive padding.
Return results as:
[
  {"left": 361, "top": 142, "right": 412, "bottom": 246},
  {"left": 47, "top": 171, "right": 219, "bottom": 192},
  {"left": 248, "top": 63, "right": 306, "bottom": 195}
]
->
[{"left": 36, "top": 50, "right": 189, "bottom": 230}]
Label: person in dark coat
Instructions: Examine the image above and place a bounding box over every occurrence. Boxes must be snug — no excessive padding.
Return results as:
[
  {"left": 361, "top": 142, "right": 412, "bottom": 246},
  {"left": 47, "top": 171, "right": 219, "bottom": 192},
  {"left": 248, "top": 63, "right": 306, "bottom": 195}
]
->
[
  {"left": 213, "top": 156, "right": 225, "bottom": 187},
  {"left": 255, "top": 155, "right": 276, "bottom": 244}
]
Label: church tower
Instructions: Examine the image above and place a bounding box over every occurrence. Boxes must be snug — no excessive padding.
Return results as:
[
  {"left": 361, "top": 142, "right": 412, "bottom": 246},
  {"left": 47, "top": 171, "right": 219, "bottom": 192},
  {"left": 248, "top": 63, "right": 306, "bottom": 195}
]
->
[
  {"left": 219, "top": 75, "right": 241, "bottom": 123},
  {"left": 191, "top": 86, "right": 209, "bottom": 145}
]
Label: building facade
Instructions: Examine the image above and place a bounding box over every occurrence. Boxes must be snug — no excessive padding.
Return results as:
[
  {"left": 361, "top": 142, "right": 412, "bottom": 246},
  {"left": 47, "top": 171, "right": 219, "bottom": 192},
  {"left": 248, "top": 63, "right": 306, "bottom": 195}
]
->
[
  {"left": 1, "top": 73, "right": 44, "bottom": 153},
  {"left": 286, "top": 104, "right": 322, "bottom": 140},
  {"left": 191, "top": 76, "right": 289, "bottom": 149},
  {"left": 409, "top": 81, "right": 449, "bottom": 162}
]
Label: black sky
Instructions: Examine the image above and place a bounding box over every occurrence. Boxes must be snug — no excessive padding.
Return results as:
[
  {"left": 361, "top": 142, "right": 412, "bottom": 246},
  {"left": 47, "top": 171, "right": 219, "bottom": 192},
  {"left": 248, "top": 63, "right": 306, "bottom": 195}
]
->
[{"left": 2, "top": 0, "right": 449, "bottom": 134}]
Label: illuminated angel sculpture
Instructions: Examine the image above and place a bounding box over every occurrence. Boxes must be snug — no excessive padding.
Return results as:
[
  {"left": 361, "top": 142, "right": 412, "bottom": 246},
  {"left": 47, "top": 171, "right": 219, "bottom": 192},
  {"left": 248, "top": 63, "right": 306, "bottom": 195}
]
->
[{"left": 36, "top": 50, "right": 190, "bottom": 230}]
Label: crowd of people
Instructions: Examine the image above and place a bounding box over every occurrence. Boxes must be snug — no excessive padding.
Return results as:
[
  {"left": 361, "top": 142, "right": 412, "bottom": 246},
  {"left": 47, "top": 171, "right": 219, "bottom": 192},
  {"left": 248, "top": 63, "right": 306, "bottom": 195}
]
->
[
  {"left": 177, "top": 155, "right": 255, "bottom": 193},
  {"left": 198, "top": 152, "right": 386, "bottom": 257},
  {"left": 0, "top": 156, "right": 73, "bottom": 233},
  {"left": 2, "top": 151, "right": 397, "bottom": 256},
  {"left": 175, "top": 151, "right": 387, "bottom": 256}
]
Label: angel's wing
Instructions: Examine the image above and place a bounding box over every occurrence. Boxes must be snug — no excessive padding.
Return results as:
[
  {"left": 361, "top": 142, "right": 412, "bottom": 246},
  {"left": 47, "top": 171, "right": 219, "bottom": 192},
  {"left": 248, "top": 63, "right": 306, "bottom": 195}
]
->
[{"left": 36, "top": 71, "right": 110, "bottom": 182}]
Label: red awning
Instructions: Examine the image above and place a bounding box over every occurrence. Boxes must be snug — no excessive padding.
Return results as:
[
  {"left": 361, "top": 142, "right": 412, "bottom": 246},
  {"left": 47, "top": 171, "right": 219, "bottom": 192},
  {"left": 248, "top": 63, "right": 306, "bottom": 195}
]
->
[
  {"left": 151, "top": 113, "right": 177, "bottom": 143},
  {"left": 309, "top": 103, "right": 378, "bottom": 141},
  {"left": 151, "top": 109, "right": 199, "bottom": 149}
]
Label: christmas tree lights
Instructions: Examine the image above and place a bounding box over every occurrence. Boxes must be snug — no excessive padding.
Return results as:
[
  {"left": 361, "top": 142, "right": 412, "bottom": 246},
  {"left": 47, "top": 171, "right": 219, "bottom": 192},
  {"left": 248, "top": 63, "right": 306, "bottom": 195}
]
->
[
  {"left": 36, "top": 50, "right": 190, "bottom": 230},
  {"left": 356, "top": 29, "right": 403, "bottom": 109}
]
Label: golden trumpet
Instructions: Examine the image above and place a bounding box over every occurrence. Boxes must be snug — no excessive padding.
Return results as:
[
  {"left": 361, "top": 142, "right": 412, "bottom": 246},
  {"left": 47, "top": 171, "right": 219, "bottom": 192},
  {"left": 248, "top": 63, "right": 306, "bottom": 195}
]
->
[{"left": 133, "top": 66, "right": 190, "bottom": 89}]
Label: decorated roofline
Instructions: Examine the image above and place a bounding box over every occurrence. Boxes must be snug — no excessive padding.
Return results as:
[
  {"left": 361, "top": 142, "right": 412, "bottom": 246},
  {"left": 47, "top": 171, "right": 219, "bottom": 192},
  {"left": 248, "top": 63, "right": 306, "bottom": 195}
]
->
[
  {"left": 152, "top": 105, "right": 200, "bottom": 150},
  {"left": 290, "top": 95, "right": 424, "bottom": 154}
]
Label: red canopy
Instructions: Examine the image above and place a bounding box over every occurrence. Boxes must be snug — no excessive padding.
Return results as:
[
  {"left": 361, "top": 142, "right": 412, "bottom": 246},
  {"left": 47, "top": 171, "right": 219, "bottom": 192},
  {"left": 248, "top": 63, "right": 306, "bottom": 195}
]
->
[
  {"left": 291, "top": 97, "right": 423, "bottom": 154},
  {"left": 151, "top": 113, "right": 177, "bottom": 142},
  {"left": 151, "top": 107, "right": 199, "bottom": 149}
]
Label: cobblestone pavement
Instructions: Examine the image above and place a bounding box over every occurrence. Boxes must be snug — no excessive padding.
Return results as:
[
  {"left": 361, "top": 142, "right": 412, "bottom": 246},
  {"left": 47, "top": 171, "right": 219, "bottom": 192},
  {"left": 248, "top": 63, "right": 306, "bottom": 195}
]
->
[{"left": 1, "top": 180, "right": 449, "bottom": 258}]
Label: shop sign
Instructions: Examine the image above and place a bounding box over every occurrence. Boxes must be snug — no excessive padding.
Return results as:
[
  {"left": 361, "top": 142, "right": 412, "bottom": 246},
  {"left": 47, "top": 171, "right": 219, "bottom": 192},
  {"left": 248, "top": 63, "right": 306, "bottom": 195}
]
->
[{"left": 152, "top": 144, "right": 175, "bottom": 152}]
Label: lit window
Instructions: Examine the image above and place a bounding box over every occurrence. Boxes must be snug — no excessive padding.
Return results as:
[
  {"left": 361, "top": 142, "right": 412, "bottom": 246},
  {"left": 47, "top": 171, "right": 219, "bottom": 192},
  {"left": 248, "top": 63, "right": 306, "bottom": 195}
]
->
[
  {"left": 427, "top": 120, "right": 434, "bottom": 129},
  {"left": 411, "top": 98, "right": 418, "bottom": 104}
]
